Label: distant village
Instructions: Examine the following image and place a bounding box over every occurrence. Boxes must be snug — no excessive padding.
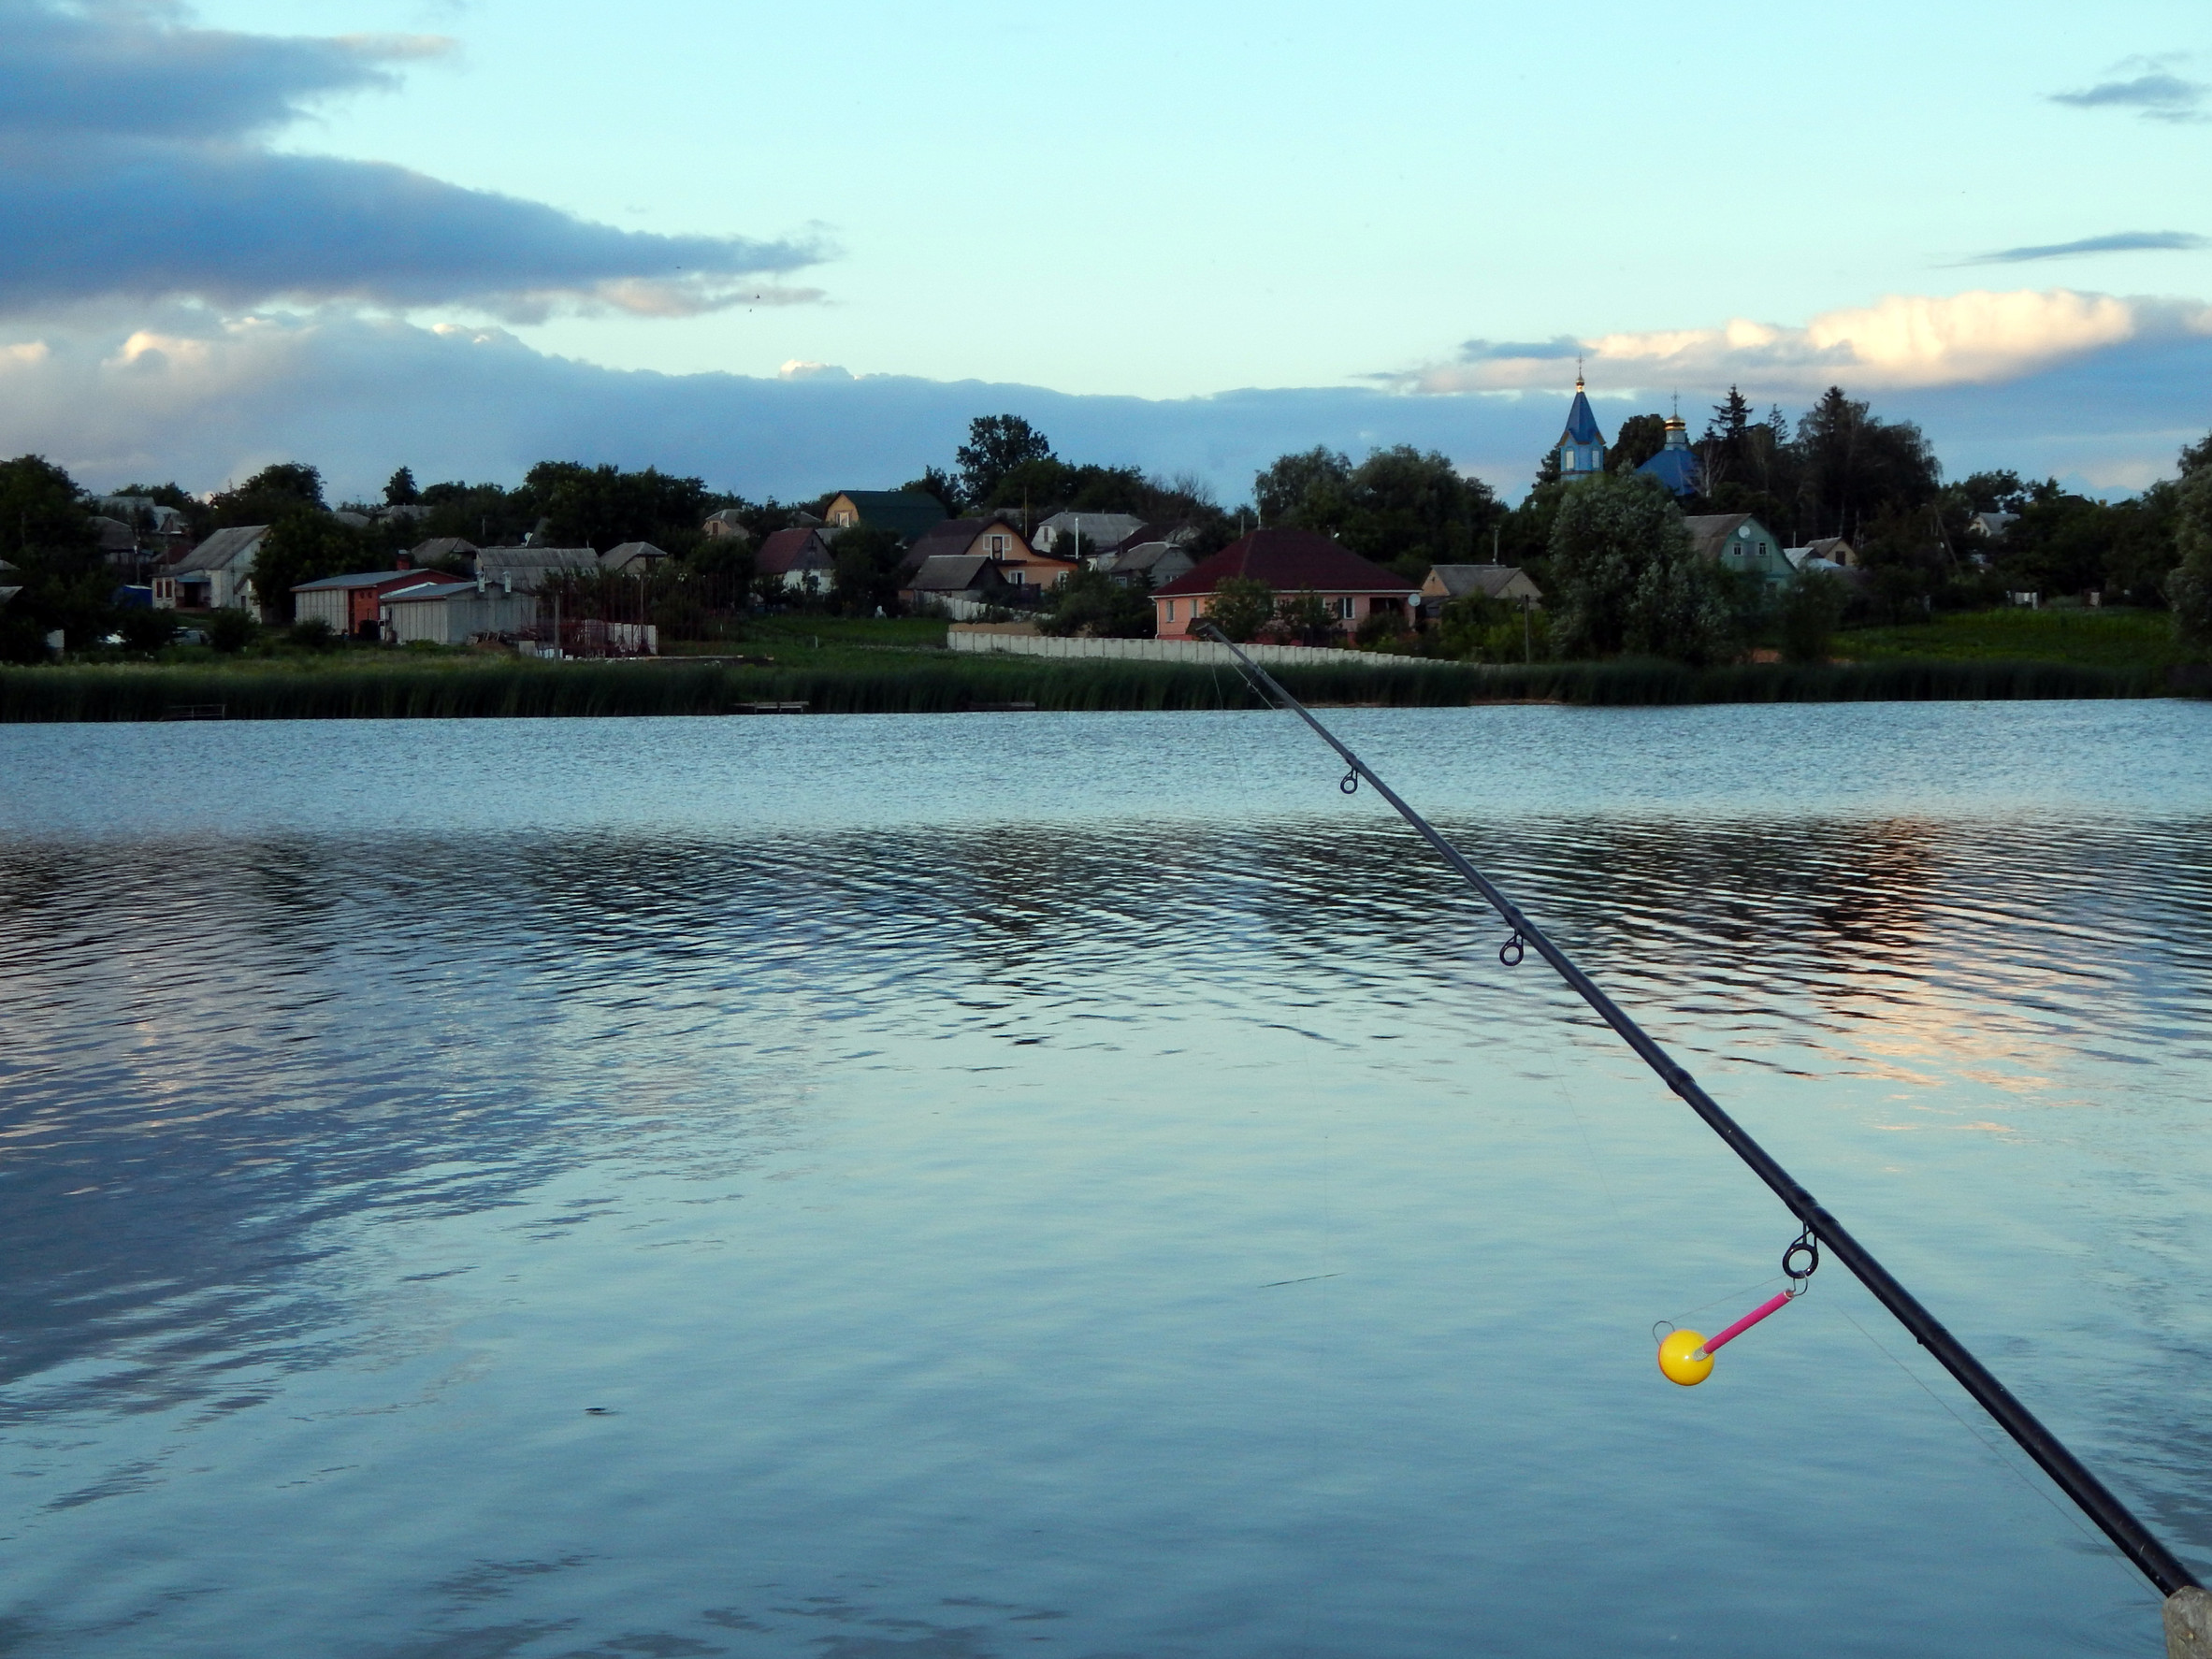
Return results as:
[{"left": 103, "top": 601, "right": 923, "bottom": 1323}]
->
[{"left": 4, "top": 379, "right": 2201, "bottom": 665}]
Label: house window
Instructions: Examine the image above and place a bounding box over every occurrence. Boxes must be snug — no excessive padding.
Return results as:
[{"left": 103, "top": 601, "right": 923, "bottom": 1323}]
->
[
  {"left": 1337, "top": 596, "right": 1355, "bottom": 619},
  {"left": 990, "top": 534, "right": 1006, "bottom": 554},
  {"left": 1164, "top": 600, "right": 1176, "bottom": 621},
  {"left": 1008, "top": 571, "right": 1024, "bottom": 584}
]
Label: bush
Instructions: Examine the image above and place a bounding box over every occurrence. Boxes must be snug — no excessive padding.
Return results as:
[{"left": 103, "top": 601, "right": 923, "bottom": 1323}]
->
[
  {"left": 1207, "top": 576, "right": 1276, "bottom": 642},
  {"left": 205, "top": 609, "right": 256, "bottom": 653},
  {"left": 1276, "top": 588, "right": 1337, "bottom": 645},
  {"left": 1353, "top": 607, "right": 1405, "bottom": 646},
  {"left": 287, "top": 616, "right": 338, "bottom": 651},
  {"left": 1780, "top": 570, "right": 1847, "bottom": 663},
  {"left": 1036, "top": 567, "right": 1155, "bottom": 638},
  {"left": 2169, "top": 470, "right": 2212, "bottom": 658},
  {"left": 116, "top": 608, "right": 179, "bottom": 655}
]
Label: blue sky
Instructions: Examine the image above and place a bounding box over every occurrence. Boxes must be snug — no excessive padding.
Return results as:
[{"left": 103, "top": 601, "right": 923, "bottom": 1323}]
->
[{"left": 2, "top": 0, "right": 2209, "bottom": 501}]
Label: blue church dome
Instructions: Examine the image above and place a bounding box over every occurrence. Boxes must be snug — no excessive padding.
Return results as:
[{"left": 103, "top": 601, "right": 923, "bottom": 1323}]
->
[{"left": 1636, "top": 415, "right": 1699, "bottom": 498}]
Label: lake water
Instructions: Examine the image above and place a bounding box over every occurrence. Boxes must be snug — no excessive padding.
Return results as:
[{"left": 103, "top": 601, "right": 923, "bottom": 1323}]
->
[{"left": 1, "top": 702, "right": 2207, "bottom": 1658}]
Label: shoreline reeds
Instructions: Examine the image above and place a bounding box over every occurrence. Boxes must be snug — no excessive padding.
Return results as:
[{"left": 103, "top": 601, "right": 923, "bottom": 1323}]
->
[{"left": 0, "top": 654, "right": 2170, "bottom": 723}]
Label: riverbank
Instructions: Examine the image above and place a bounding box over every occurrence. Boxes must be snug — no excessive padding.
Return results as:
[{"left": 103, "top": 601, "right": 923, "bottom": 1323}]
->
[{"left": 0, "top": 653, "right": 2169, "bottom": 720}]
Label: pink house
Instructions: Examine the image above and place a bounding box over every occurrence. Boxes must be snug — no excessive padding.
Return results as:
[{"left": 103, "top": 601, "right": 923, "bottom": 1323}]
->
[{"left": 1151, "top": 528, "right": 1418, "bottom": 639}]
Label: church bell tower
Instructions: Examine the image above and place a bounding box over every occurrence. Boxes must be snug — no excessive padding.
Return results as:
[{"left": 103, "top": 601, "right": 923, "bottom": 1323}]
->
[{"left": 1554, "top": 368, "right": 1608, "bottom": 482}]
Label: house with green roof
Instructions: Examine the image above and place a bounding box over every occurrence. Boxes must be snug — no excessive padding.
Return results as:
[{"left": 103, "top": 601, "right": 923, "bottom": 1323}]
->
[{"left": 822, "top": 490, "right": 949, "bottom": 543}]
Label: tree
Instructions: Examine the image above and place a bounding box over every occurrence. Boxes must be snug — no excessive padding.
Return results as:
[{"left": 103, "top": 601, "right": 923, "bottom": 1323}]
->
[
  {"left": 1856, "top": 502, "right": 1952, "bottom": 620},
  {"left": 1793, "top": 387, "right": 1939, "bottom": 540},
  {"left": 116, "top": 606, "right": 179, "bottom": 655},
  {"left": 1436, "top": 590, "right": 1546, "bottom": 663},
  {"left": 1779, "top": 569, "right": 1846, "bottom": 662},
  {"left": 903, "top": 466, "right": 963, "bottom": 516},
  {"left": 1206, "top": 576, "right": 1276, "bottom": 642},
  {"left": 1611, "top": 414, "right": 1668, "bottom": 472},
  {"left": 1277, "top": 588, "right": 1337, "bottom": 644},
  {"left": 205, "top": 608, "right": 256, "bottom": 653},
  {"left": 0, "top": 454, "right": 91, "bottom": 561},
  {"left": 251, "top": 512, "right": 371, "bottom": 621},
  {"left": 956, "top": 415, "right": 1053, "bottom": 506},
  {"left": 687, "top": 531, "right": 756, "bottom": 584},
  {"left": 1341, "top": 445, "right": 1499, "bottom": 572},
  {"left": 985, "top": 455, "right": 1075, "bottom": 516},
  {"left": 2181, "top": 427, "right": 2212, "bottom": 480},
  {"left": 210, "top": 463, "right": 324, "bottom": 528},
  {"left": 1254, "top": 448, "right": 1352, "bottom": 527},
  {"left": 828, "top": 527, "right": 905, "bottom": 616},
  {"left": 0, "top": 454, "right": 105, "bottom": 660},
  {"left": 1957, "top": 469, "right": 2029, "bottom": 512},
  {"left": 1253, "top": 444, "right": 1500, "bottom": 575},
  {"left": 1036, "top": 567, "right": 1154, "bottom": 638},
  {"left": 525, "top": 462, "right": 713, "bottom": 553},
  {"left": 384, "top": 467, "right": 421, "bottom": 506},
  {"left": 405, "top": 478, "right": 526, "bottom": 544},
  {"left": 1549, "top": 473, "right": 1730, "bottom": 664},
  {"left": 2168, "top": 469, "right": 2212, "bottom": 656}
]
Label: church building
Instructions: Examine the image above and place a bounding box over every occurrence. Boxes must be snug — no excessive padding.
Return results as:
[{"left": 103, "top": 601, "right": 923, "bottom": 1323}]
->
[
  {"left": 1555, "top": 373, "right": 1608, "bottom": 481},
  {"left": 1637, "top": 413, "right": 1699, "bottom": 497}
]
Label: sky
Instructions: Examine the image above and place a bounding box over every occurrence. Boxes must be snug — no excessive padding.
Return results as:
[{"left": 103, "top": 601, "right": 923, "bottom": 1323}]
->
[{"left": 2, "top": 0, "right": 2209, "bottom": 504}]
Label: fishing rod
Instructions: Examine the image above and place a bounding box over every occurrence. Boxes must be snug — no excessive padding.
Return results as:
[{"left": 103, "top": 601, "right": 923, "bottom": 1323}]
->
[{"left": 1199, "top": 624, "right": 2201, "bottom": 1605}]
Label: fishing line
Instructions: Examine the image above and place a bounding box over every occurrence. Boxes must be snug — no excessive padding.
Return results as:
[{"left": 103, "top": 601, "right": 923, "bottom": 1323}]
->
[
  {"left": 1825, "top": 1298, "right": 2145, "bottom": 1595},
  {"left": 1664, "top": 1273, "right": 1789, "bottom": 1327},
  {"left": 1529, "top": 1003, "right": 1628, "bottom": 1233},
  {"left": 1197, "top": 624, "right": 2200, "bottom": 1603}
]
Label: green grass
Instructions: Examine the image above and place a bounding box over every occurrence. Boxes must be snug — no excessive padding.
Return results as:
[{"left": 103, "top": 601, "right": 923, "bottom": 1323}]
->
[
  {"left": 1837, "top": 606, "right": 2181, "bottom": 671},
  {"left": 0, "top": 651, "right": 2167, "bottom": 722}
]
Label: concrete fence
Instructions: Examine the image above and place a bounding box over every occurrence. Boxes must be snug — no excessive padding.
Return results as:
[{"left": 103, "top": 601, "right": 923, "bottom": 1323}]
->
[{"left": 947, "top": 628, "right": 1439, "bottom": 671}]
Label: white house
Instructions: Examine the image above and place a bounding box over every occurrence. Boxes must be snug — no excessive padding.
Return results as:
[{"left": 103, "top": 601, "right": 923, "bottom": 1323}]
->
[
  {"left": 154, "top": 526, "right": 267, "bottom": 613},
  {"left": 754, "top": 527, "right": 836, "bottom": 593},
  {"left": 603, "top": 541, "right": 672, "bottom": 572},
  {"left": 1032, "top": 512, "right": 1144, "bottom": 560}
]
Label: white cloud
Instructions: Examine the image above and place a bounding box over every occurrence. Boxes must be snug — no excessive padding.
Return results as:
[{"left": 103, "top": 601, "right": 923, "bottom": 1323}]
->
[
  {"left": 1407, "top": 289, "right": 2209, "bottom": 397},
  {"left": 2, "top": 302, "right": 2205, "bottom": 506}
]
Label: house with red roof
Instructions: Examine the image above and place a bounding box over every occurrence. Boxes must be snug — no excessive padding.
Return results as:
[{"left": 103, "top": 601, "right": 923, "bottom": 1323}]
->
[
  {"left": 755, "top": 527, "right": 836, "bottom": 594},
  {"left": 1150, "top": 528, "right": 1417, "bottom": 640}
]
